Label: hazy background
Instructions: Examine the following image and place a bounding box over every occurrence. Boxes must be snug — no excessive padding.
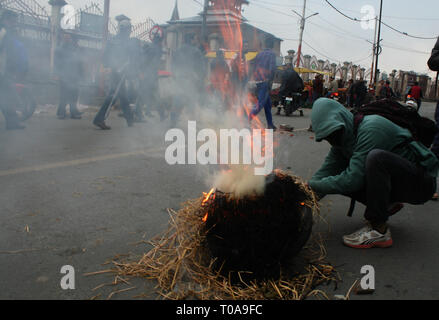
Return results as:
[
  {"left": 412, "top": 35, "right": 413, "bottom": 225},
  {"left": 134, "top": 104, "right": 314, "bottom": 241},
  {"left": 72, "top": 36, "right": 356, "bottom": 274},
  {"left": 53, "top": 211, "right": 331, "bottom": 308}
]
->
[{"left": 47, "top": 0, "right": 438, "bottom": 76}]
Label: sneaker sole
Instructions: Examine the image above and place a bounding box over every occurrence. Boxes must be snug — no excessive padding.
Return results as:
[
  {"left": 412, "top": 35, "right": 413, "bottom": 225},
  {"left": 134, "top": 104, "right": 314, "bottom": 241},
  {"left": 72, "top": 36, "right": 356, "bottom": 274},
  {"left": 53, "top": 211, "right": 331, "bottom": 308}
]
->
[{"left": 344, "top": 239, "right": 393, "bottom": 249}]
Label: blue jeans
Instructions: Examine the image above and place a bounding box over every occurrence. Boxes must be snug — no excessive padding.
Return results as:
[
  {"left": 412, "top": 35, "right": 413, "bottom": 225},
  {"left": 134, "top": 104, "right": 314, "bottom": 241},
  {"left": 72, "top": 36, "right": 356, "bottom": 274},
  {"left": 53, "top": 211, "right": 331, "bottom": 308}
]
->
[{"left": 250, "top": 82, "right": 274, "bottom": 128}]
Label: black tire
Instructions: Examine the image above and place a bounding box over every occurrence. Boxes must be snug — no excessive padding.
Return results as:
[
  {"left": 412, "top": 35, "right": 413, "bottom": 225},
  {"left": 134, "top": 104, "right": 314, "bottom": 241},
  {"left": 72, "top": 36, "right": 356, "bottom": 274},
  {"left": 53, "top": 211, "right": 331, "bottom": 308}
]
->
[
  {"left": 285, "top": 103, "right": 293, "bottom": 116},
  {"left": 280, "top": 206, "right": 313, "bottom": 262}
]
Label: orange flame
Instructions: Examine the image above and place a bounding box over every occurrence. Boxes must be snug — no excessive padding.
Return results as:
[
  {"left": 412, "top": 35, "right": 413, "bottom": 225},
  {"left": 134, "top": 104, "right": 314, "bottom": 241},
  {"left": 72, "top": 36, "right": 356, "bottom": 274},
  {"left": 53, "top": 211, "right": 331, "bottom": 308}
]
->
[{"left": 202, "top": 188, "right": 216, "bottom": 222}]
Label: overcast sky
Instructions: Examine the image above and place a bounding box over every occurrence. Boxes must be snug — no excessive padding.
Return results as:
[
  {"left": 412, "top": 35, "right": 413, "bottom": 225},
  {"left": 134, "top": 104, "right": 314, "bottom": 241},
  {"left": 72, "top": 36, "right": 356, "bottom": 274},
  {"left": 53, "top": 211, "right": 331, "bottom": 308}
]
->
[{"left": 50, "top": 0, "right": 438, "bottom": 77}]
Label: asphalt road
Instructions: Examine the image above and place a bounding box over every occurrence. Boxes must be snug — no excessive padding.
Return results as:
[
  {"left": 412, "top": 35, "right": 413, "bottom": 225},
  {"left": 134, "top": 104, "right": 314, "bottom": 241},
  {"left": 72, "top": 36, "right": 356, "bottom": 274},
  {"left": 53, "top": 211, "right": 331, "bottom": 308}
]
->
[{"left": 0, "top": 101, "right": 438, "bottom": 300}]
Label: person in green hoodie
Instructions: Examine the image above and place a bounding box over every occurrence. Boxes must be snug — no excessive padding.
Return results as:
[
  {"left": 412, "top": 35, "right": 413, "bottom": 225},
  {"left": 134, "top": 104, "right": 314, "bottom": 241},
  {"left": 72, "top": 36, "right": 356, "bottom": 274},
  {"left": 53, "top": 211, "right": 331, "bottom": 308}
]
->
[{"left": 309, "top": 98, "right": 438, "bottom": 249}]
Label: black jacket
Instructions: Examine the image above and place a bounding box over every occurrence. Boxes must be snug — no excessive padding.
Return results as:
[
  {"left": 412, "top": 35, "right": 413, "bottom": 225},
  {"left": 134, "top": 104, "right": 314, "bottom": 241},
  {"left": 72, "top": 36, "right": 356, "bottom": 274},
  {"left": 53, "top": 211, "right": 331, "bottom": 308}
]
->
[
  {"left": 279, "top": 68, "right": 304, "bottom": 96},
  {"left": 55, "top": 43, "right": 83, "bottom": 84},
  {"left": 103, "top": 34, "right": 142, "bottom": 78},
  {"left": 428, "top": 37, "right": 439, "bottom": 72}
]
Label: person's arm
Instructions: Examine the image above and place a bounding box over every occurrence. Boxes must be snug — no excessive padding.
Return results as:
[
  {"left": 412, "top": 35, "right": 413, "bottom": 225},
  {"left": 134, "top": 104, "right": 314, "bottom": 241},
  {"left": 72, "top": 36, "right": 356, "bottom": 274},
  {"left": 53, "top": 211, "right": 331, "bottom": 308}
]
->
[
  {"left": 428, "top": 37, "right": 439, "bottom": 71},
  {"left": 310, "top": 127, "right": 389, "bottom": 196},
  {"left": 311, "top": 147, "right": 348, "bottom": 183}
]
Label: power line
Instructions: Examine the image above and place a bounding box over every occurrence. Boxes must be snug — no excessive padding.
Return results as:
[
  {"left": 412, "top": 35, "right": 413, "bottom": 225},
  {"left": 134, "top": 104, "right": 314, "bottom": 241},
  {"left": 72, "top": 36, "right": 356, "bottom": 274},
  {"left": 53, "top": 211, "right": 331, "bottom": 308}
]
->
[
  {"left": 302, "top": 39, "right": 341, "bottom": 62},
  {"left": 303, "top": 31, "right": 372, "bottom": 64},
  {"left": 324, "top": 0, "right": 437, "bottom": 40},
  {"left": 324, "top": 0, "right": 373, "bottom": 22}
]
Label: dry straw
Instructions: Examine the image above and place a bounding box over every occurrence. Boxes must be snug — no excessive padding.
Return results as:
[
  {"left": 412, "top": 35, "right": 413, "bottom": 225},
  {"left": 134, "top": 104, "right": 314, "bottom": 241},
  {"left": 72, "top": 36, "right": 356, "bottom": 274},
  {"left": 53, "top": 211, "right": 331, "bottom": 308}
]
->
[{"left": 100, "top": 173, "right": 338, "bottom": 300}]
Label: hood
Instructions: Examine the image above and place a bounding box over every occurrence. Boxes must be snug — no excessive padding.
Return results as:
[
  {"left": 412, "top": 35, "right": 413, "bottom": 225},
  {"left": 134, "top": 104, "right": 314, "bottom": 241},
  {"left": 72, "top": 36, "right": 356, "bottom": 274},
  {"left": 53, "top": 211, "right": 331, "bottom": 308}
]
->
[{"left": 311, "top": 98, "right": 354, "bottom": 143}]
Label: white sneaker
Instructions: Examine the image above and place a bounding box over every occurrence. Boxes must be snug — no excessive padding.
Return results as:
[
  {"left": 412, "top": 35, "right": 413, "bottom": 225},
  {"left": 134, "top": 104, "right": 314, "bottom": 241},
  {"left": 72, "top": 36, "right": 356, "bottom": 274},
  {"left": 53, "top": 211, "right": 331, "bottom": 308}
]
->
[{"left": 343, "top": 225, "right": 393, "bottom": 249}]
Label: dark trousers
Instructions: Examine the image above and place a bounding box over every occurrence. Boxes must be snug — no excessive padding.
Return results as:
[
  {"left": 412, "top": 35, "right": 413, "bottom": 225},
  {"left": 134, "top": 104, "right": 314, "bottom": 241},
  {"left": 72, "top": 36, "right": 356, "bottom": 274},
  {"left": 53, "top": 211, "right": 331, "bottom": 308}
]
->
[
  {"left": 136, "top": 80, "right": 161, "bottom": 119},
  {"left": 0, "top": 79, "right": 20, "bottom": 127},
  {"left": 94, "top": 78, "right": 133, "bottom": 124},
  {"left": 416, "top": 99, "right": 422, "bottom": 112},
  {"left": 57, "top": 82, "right": 79, "bottom": 116},
  {"left": 250, "top": 82, "right": 274, "bottom": 128},
  {"left": 349, "top": 149, "right": 436, "bottom": 224},
  {"left": 354, "top": 94, "right": 365, "bottom": 108}
]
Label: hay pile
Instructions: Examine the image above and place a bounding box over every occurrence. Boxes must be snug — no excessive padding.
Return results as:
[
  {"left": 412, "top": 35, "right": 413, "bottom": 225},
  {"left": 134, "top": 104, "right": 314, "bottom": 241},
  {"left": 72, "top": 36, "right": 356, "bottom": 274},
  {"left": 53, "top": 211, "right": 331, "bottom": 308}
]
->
[{"left": 106, "top": 172, "right": 338, "bottom": 300}]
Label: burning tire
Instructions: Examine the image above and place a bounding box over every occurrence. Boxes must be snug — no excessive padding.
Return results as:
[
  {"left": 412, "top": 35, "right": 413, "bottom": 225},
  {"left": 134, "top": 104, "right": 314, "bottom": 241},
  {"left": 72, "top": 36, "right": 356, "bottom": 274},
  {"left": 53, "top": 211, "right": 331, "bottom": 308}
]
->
[{"left": 202, "top": 171, "right": 314, "bottom": 278}]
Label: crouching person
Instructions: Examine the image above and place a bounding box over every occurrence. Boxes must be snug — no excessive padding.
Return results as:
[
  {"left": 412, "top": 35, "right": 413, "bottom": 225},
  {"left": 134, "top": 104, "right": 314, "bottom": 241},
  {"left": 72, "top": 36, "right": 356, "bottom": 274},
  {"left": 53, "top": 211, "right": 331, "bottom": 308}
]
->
[{"left": 308, "top": 98, "right": 439, "bottom": 249}]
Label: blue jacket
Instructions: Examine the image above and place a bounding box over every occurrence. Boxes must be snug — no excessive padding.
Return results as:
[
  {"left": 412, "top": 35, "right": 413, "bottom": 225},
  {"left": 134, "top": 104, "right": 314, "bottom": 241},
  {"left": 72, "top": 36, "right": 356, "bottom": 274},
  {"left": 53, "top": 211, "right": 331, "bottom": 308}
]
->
[
  {"left": 1, "top": 31, "right": 28, "bottom": 79},
  {"left": 251, "top": 49, "right": 277, "bottom": 82}
]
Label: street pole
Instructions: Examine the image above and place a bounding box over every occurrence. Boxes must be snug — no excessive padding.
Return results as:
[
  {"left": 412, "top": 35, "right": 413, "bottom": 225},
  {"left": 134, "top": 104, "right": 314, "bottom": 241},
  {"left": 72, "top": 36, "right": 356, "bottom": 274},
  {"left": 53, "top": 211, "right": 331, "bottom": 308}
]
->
[
  {"left": 374, "top": 0, "right": 383, "bottom": 86},
  {"left": 293, "top": 0, "right": 318, "bottom": 68},
  {"left": 370, "top": 16, "right": 378, "bottom": 87},
  {"left": 100, "top": 0, "right": 110, "bottom": 96},
  {"left": 296, "top": 0, "right": 307, "bottom": 68},
  {"left": 103, "top": 0, "right": 110, "bottom": 49},
  {"left": 201, "top": 0, "right": 209, "bottom": 45}
]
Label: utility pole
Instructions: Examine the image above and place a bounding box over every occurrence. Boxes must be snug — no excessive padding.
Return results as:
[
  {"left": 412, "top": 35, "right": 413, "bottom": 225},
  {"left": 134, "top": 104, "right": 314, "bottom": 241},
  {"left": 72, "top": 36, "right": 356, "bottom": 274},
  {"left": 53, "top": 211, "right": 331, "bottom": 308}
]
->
[
  {"left": 293, "top": 0, "right": 318, "bottom": 68},
  {"left": 374, "top": 0, "right": 383, "bottom": 86},
  {"left": 103, "top": 0, "right": 110, "bottom": 49},
  {"left": 201, "top": 0, "right": 209, "bottom": 45},
  {"left": 368, "top": 16, "right": 378, "bottom": 86}
]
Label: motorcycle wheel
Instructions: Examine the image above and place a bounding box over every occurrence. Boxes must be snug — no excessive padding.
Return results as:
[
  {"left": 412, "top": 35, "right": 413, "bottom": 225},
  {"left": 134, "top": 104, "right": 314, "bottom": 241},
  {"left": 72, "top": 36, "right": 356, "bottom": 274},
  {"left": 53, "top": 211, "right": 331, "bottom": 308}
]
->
[{"left": 285, "top": 103, "right": 293, "bottom": 116}]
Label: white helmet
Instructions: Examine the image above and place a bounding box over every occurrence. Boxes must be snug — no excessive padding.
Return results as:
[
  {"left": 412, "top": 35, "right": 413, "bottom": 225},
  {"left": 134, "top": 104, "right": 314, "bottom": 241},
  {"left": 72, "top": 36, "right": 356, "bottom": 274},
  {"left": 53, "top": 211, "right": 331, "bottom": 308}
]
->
[{"left": 406, "top": 100, "right": 417, "bottom": 109}]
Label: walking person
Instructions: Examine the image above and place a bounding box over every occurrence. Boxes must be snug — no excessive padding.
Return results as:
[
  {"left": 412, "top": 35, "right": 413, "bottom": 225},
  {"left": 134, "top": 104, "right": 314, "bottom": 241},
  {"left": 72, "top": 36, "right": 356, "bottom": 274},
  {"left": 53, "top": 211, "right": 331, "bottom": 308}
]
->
[
  {"left": 209, "top": 49, "right": 230, "bottom": 109},
  {"left": 171, "top": 33, "right": 206, "bottom": 127},
  {"left": 249, "top": 37, "right": 278, "bottom": 130},
  {"left": 326, "top": 76, "right": 339, "bottom": 98},
  {"left": 345, "top": 79, "right": 354, "bottom": 108},
  {"left": 312, "top": 74, "right": 323, "bottom": 104},
  {"left": 93, "top": 15, "right": 141, "bottom": 130},
  {"left": 0, "top": 9, "right": 27, "bottom": 130},
  {"left": 136, "top": 32, "right": 163, "bottom": 122},
  {"left": 352, "top": 78, "right": 368, "bottom": 108},
  {"left": 378, "top": 80, "right": 396, "bottom": 100},
  {"left": 54, "top": 32, "right": 83, "bottom": 120}
]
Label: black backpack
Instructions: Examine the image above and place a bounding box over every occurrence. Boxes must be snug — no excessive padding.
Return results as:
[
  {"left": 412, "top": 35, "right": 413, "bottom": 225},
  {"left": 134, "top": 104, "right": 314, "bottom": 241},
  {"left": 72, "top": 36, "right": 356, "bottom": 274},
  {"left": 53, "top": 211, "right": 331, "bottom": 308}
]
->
[{"left": 352, "top": 99, "right": 438, "bottom": 148}]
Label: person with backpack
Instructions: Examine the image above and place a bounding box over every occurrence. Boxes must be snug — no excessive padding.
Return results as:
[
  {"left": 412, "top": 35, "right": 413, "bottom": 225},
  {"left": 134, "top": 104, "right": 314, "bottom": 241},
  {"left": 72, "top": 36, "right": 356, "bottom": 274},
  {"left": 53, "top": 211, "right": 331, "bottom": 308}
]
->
[
  {"left": 307, "top": 98, "right": 438, "bottom": 249},
  {"left": 0, "top": 9, "right": 27, "bottom": 130},
  {"left": 428, "top": 36, "right": 439, "bottom": 200}
]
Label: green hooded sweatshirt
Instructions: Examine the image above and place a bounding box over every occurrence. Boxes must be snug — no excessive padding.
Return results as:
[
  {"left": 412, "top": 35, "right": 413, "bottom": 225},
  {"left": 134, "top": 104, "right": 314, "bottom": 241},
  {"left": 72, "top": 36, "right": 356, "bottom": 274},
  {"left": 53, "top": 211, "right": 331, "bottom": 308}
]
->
[{"left": 309, "top": 98, "right": 439, "bottom": 196}]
